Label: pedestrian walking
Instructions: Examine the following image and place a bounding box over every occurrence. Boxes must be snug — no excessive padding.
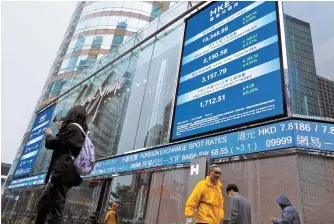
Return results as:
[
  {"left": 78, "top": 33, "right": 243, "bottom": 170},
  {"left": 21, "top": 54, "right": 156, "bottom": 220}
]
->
[
  {"left": 226, "top": 184, "right": 252, "bottom": 224},
  {"left": 34, "top": 105, "right": 88, "bottom": 224},
  {"left": 185, "top": 164, "right": 224, "bottom": 224},
  {"left": 269, "top": 195, "right": 301, "bottom": 224},
  {"left": 104, "top": 203, "right": 119, "bottom": 224}
]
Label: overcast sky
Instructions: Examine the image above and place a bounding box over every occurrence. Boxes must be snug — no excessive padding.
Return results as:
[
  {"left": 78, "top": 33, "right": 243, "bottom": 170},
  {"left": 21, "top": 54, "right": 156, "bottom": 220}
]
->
[
  {"left": 1, "top": 1, "right": 334, "bottom": 164},
  {"left": 1, "top": 2, "right": 77, "bottom": 164}
]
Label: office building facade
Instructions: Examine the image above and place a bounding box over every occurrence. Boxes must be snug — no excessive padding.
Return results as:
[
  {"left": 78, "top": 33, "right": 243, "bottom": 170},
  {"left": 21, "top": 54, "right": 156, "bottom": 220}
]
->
[
  {"left": 317, "top": 76, "right": 334, "bottom": 118},
  {"left": 284, "top": 14, "right": 323, "bottom": 117},
  {"left": 3, "top": 2, "right": 333, "bottom": 224}
]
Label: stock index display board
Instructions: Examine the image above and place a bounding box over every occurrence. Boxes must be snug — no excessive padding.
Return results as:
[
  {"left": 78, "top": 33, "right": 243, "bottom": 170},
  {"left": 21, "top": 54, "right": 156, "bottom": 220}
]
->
[
  {"left": 14, "top": 104, "right": 56, "bottom": 177},
  {"left": 172, "top": 1, "right": 286, "bottom": 141}
]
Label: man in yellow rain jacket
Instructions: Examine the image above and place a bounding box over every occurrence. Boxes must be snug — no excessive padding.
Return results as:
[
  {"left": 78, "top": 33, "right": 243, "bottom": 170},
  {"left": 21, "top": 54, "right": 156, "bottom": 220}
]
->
[
  {"left": 104, "top": 203, "right": 119, "bottom": 224},
  {"left": 185, "top": 164, "right": 224, "bottom": 224}
]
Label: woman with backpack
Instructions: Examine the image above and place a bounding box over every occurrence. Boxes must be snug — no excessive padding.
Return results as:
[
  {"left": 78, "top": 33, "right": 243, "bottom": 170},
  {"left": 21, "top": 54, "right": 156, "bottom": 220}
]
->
[{"left": 35, "top": 105, "right": 88, "bottom": 224}]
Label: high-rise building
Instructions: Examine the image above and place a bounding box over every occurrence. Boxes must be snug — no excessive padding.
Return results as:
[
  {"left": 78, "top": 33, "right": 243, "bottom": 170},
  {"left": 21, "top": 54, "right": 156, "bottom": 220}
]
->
[
  {"left": 9, "top": 1, "right": 173, "bottom": 176},
  {"left": 38, "top": 1, "right": 172, "bottom": 112},
  {"left": 144, "top": 124, "right": 163, "bottom": 147},
  {"left": 4, "top": 3, "right": 333, "bottom": 224},
  {"left": 317, "top": 76, "right": 334, "bottom": 118},
  {"left": 284, "top": 14, "right": 323, "bottom": 117}
]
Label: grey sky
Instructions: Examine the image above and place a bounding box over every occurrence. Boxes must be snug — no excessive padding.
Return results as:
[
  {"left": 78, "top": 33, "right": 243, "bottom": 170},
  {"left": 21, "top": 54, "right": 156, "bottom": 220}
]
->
[
  {"left": 1, "top": 1, "right": 334, "bottom": 165},
  {"left": 1, "top": 2, "right": 77, "bottom": 164}
]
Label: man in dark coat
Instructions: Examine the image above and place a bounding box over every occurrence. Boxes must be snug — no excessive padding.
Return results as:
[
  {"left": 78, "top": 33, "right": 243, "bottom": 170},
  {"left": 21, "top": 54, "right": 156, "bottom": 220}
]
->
[
  {"left": 269, "top": 195, "right": 301, "bottom": 224},
  {"left": 226, "top": 184, "right": 252, "bottom": 224},
  {"left": 35, "top": 105, "right": 88, "bottom": 224}
]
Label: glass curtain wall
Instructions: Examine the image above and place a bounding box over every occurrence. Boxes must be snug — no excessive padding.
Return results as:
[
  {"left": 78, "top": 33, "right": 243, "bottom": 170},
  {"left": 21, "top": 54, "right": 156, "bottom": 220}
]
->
[
  {"left": 32, "top": 6, "right": 186, "bottom": 174},
  {"left": 98, "top": 168, "right": 189, "bottom": 224},
  {"left": 1, "top": 187, "right": 43, "bottom": 224}
]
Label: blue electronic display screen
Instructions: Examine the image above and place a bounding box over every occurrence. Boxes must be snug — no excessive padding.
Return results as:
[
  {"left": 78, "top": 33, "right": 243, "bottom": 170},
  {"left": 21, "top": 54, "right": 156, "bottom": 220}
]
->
[
  {"left": 85, "top": 119, "right": 333, "bottom": 178},
  {"left": 14, "top": 104, "right": 56, "bottom": 177},
  {"left": 11, "top": 119, "right": 334, "bottom": 181},
  {"left": 9, "top": 173, "right": 46, "bottom": 189},
  {"left": 172, "top": 1, "right": 285, "bottom": 141}
]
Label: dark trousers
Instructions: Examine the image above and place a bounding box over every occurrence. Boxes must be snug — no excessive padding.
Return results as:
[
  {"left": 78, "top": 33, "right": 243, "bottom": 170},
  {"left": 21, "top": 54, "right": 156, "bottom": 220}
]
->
[{"left": 35, "top": 181, "right": 70, "bottom": 224}]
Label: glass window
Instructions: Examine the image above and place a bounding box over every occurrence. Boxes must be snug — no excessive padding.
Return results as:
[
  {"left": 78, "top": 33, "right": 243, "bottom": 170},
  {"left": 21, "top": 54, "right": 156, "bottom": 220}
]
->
[
  {"left": 86, "top": 54, "right": 98, "bottom": 66},
  {"left": 99, "top": 16, "right": 110, "bottom": 28},
  {"left": 13, "top": 189, "right": 42, "bottom": 224},
  {"left": 63, "top": 181, "right": 89, "bottom": 223},
  {"left": 113, "top": 1, "right": 123, "bottom": 9},
  {"left": 101, "top": 35, "right": 114, "bottom": 49},
  {"left": 73, "top": 37, "right": 86, "bottom": 52},
  {"left": 2, "top": 190, "right": 20, "bottom": 223},
  {"left": 116, "top": 20, "right": 128, "bottom": 30},
  {"left": 151, "top": 5, "right": 162, "bottom": 18},
  {"left": 73, "top": 54, "right": 132, "bottom": 159},
  {"left": 42, "top": 82, "right": 53, "bottom": 100},
  {"left": 97, "top": 54, "right": 104, "bottom": 60},
  {"left": 81, "top": 2, "right": 98, "bottom": 16},
  {"left": 66, "top": 56, "right": 79, "bottom": 72},
  {"left": 99, "top": 168, "right": 190, "bottom": 224},
  {"left": 95, "top": 1, "right": 106, "bottom": 11},
  {"left": 77, "top": 57, "right": 88, "bottom": 71},
  {"left": 134, "top": 18, "right": 159, "bottom": 45},
  {"left": 102, "top": 175, "right": 137, "bottom": 222},
  {"left": 2, "top": 190, "right": 23, "bottom": 223},
  {"left": 127, "top": 26, "right": 139, "bottom": 33},
  {"left": 137, "top": 20, "right": 149, "bottom": 30},
  {"left": 141, "top": 2, "right": 153, "bottom": 13},
  {"left": 112, "top": 35, "right": 124, "bottom": 46},
  {"left": 116, "top": 43, "right": 155, "bottom": 155},
  {"left": 75, "top": 20, "right": 87, "bottom": 32},
  {"left": 108, "top": 16, "right": 119, "bottom": 27},
  {"left": 91, "top": 36, "right": 104, "bottom": 49},
  {"left": 83, "top": 35, "right": 94, "bottom": 50},
  {"left": 105, "top": 1, "right": 114, "bottom": 9},
  {"left": 87, "top": 17, "right": 100, "bottom": 28},
  {"left": 50, "top": 80, "right": 67, "bottom": 98},
  {"left": 59, "top": 58, "right": 70, "bottom": 71},
  {"left": 67, "top": 39, "right": 76, "bottom": 51},
  {"left": 123, "top": 2, "right": 133, "bottom": 9},
  {"left": 63, "top": 180, "right": 104, "bottom": 223},
  {"left": 127, "top": 18, "right": 138, "bottom": 29},
  {"left": 156, "top": 169, "right": 189, "bottom": 224},
  {"left": 132, "top": 2, "right": 143, "bottom": 12},
  {"left": 133, "top": 24, "right": 183, "bottom": 148}
]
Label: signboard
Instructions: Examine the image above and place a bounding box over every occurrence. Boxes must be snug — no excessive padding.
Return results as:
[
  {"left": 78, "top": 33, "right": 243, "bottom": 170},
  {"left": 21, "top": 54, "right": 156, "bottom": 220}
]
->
[
  {"left": 8, "top": 173, "right": 46, "bottom": 189},
  {"left": 11, "top": 119, "right": 333, "bottom": 185},
  {"left": 171, "top": 1, "right": 286, "bottom": 141},
  {"left": 294, "top": 121, "right": 334, "bottom": 150},
  {"left": 84, "top": 119, "right": 333, "bottom": 178},
  {"left": 188, "top": 156, "right": 209, "bottom": 197},
  {"left": 14, "top": 104, "right": 56, "bottom": 177}
]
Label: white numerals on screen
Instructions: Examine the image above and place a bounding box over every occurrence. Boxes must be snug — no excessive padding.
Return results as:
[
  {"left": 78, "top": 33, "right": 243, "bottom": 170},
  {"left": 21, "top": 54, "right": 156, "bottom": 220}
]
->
[
  {"left": 266, "top": 136, "right": 293, "bottom": 147},
  {"left": 200, "top": 95, "right": 226, "bottom": 108}
]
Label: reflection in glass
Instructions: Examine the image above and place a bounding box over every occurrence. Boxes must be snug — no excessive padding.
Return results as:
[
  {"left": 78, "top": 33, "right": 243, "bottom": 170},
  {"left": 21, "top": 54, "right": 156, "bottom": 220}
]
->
[
  {"left": 100, "top": 168, "right": 190, "bottom": 224},
  {"left": 133, "top": 24, "right": 183, "bottom": 149}
]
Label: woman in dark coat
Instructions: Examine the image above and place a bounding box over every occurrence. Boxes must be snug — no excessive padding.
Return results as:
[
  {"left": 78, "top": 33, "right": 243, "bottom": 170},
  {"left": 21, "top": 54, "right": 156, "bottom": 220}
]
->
[
  {"left": 269, "top": 195, "right": 301, "bottom": 224},
  {"left": 35, "top": 105, "right": 88, "bottom": 224}
]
